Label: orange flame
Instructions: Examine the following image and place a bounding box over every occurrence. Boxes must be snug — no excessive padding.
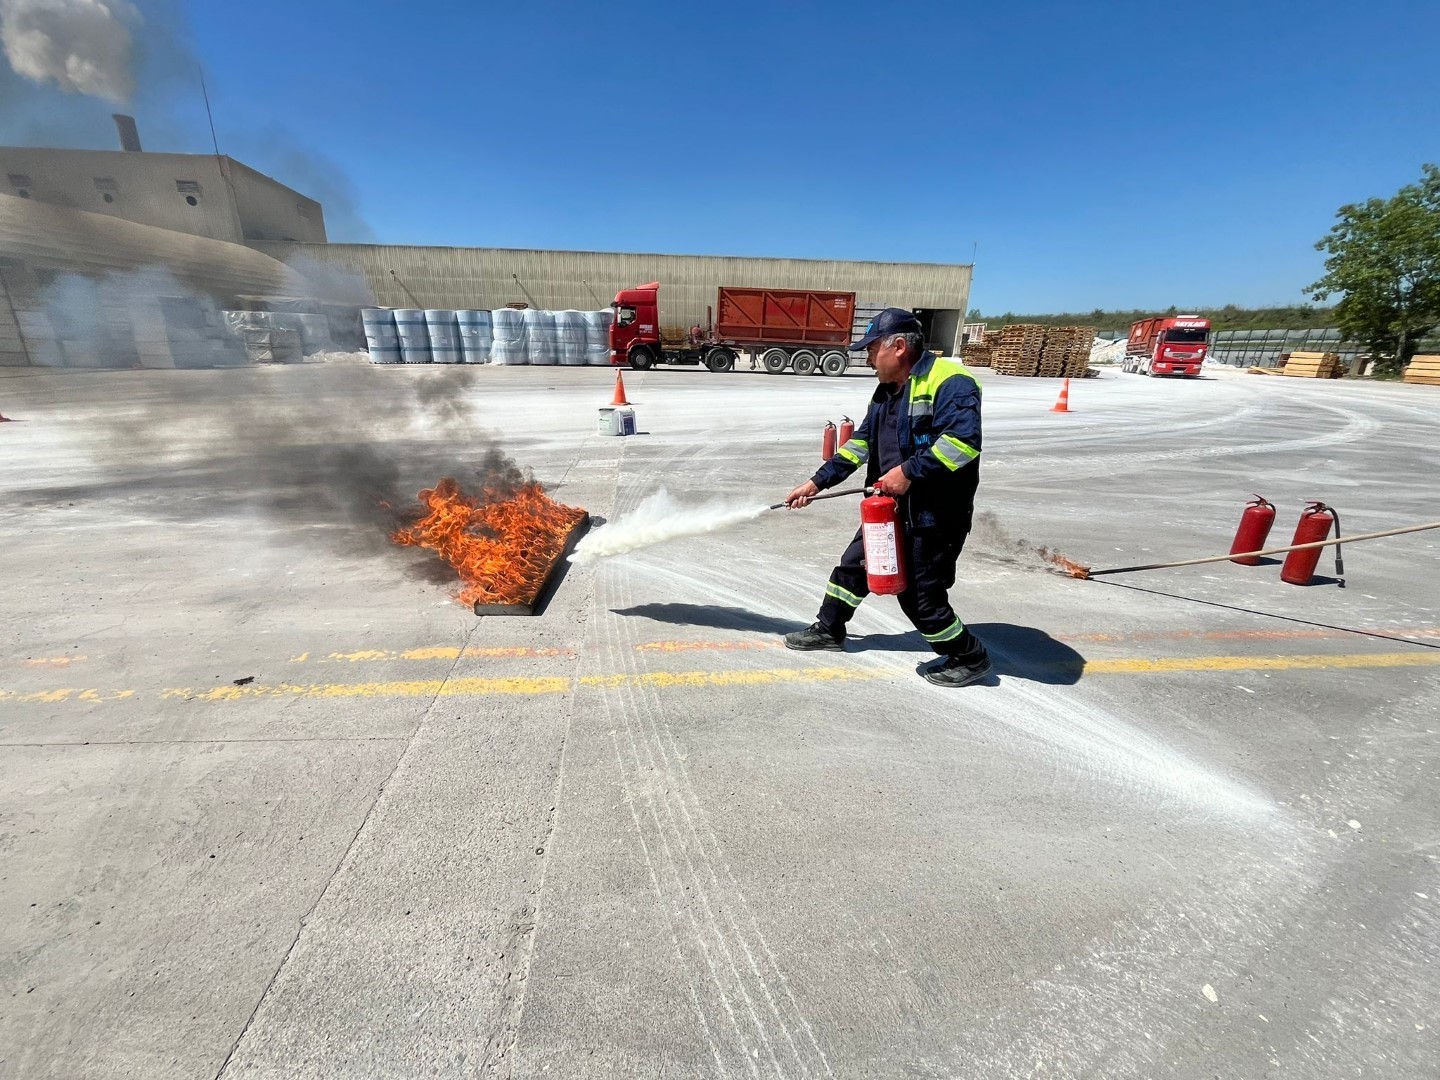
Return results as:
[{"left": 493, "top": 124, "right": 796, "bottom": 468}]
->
[
  {"left": 1037, "top": 546, "right": 1092, "bottom": 579},
  {"left": 391, "top": 478, "right": 586, "bottom": 606}
]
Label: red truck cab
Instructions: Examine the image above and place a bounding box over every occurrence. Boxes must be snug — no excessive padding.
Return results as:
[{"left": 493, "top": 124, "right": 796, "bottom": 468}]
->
[
  {"left": 610, "top": 282, "right": 661, "bottom": 368},
  {"left": 1124, "top": 315, "right": 1211, "bottom": 377}
]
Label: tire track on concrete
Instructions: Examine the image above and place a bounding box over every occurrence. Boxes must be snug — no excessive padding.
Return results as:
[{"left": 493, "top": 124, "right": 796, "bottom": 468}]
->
[
  {"left": 605, "top": 559, "right": 835, "bottom": 1078},
  {"left": 594, "top": 564, "right": 766, "bottom": 1078},
  {"left": 989, "top": 400, "right": 1382, "bottom": 478}
]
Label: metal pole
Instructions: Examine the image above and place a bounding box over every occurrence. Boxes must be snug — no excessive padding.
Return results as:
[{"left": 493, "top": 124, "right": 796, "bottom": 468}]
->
[{"left": 1082, "top": 521, "right": 1440, "bottom": 579}]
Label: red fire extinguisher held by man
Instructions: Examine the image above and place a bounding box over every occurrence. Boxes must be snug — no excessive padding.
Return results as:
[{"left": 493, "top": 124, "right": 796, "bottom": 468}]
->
[
  {"left": 1281, "top": 501, "right": 1344, "bottom": 587},
  {"left": 859, "top": 489, "right": 908, "bottom": 594},
  {"left": 1229, "top": 495, "right": 1276, "bottom": 565}
]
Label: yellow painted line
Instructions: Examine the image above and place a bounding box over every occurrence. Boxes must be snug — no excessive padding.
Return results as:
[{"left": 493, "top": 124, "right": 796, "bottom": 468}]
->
[
  {"left": 19, "top": 656, "right": 87, "bottom": 668},
  {"left": 634, "top": 640, "right": 783, "bottom": 653},
  {"left": 4, "top": 652, "right": 1438, "bottom": 707},
  {"left": 1084, "top": 651, "right": 1440, "bottom": 675},
  {"left": 0, "top": 688, "right": 133, "bottom": 703},
  {"left": 160, "top": 676, "right": 573, "bottom": 702},
  {"left": 287, "top": 646, "right": 575, "bottom": 664},
  {"left": 579, "top": 667, "right": 865, "bottom": 690}
]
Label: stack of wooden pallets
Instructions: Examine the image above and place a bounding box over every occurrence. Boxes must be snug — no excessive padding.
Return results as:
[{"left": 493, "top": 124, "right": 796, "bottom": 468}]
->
[
  {"left": 993, "top": 323, "right": 1045, "bottom": 376},
  {"left": 1038, "top": 332, "right": 1068, "bottom": 377},
  {"left": 1063, "top": 326, "right": 1096, "bottom": 378},
  {"left": 1281, "top": 351, "right": 1343, "bottom": 379},
  {"left": 962, "top": 341, "right": 994, "bottom": 367},
  {"left": 1403, "top": 354, "right": 1440, "bottom": 386}
]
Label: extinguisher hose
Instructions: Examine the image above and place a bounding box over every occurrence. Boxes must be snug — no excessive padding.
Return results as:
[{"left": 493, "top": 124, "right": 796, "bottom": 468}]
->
[
  {"left": 1330, "top": 506, "right": 1345, "bottom": 586},
  {"left": 766, "top": 486, "right": 871, "bottom": 511}
]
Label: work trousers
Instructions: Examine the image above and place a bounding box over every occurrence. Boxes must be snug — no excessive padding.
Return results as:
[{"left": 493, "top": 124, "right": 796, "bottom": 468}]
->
[{"left": 817, "top": 526, "right": 985, "bottom": 659}]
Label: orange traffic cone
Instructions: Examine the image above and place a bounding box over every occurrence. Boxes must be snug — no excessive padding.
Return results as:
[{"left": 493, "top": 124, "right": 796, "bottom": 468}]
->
[
  {"left": 611, "top": 370, "right": 630, "bottom": 405},
  {"left": 1050, "top": 378, "right": 1071, "bottom": 413}
]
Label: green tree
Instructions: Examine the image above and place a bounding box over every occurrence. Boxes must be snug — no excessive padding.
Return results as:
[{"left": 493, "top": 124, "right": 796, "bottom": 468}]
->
[{"left": 1306, "top": 164, "right": 1440, "bottom": 375}]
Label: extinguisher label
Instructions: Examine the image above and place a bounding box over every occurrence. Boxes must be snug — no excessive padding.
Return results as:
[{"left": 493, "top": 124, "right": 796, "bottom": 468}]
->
[{"left": 862, "top": 522, "right": 900, "bottom": 576}]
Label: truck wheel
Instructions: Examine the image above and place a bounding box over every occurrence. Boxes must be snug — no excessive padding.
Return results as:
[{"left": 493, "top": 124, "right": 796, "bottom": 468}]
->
[
  {"left": 629, "top": 347, "right": 655, "bottom": 371},
  {"left": 706, "top": 347, "right": 736, "bottom": 373},
  {"left": 820, "top": 351, "right": 847, "bottom": 376},
  {"left": 761, "top": 348, "right": 788, "bottom": 374},
  {"left": 791, "top": 350, "right": 818, "bottom": 375}
]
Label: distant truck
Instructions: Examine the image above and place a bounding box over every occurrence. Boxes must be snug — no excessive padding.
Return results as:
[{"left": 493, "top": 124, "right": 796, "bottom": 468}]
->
[
  {"left": 1122, "top": 315, "right": 1211, "bottom": 376},
  {"left": 610, "top": 282, "right": 857, "bottom": 375}
]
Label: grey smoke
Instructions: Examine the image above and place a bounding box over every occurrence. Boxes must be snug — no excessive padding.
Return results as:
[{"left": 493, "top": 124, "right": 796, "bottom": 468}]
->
[
  {"left": 0, "top": 0, "right": 375, "bottom": 240},
  {"left": 283, "top": 252, "right": 374, "bottom": 306},
  {"left": 0, "top": 0, "right": 139, "bottom": 101},
  {"left": 19, "top": 361, "right": 531, "bottom": 579}
]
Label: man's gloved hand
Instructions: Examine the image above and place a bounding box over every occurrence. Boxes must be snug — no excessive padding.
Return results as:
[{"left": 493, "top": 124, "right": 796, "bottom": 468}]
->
[
  {"left": 785, "top": 480, "right": 819, "bottom": 508},
  {"left": 874, "top": 465, "right": 911, "bottom": 496}
]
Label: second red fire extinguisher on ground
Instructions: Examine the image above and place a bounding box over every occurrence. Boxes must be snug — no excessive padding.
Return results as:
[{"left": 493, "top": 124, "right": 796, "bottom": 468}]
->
[
  {"left": 1229, "top": 495, "right": 1276, "bottom": 564},
  {"left": 860, "top": 492, "right": 908, "bottom": 594},
  {"left": 821, "top": 420, "right": 837, "bottom": 461},
  {"left": 1282, "top": 502, "right": 1341, "bottom": 586}
]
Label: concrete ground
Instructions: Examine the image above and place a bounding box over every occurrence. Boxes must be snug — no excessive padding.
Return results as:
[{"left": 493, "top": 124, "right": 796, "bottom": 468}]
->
[{"left": 1, "top": 359, "right": 1437, "bottom": 1079}]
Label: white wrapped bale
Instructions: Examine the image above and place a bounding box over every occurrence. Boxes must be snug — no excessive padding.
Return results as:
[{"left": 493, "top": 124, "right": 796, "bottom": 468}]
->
[
  {"left": 490, "top": 307, "right": 527, "bottom": 365},
  {"left": 393, "top": 309, "right": 431, "bottom": 363},
  {"left": 524, "top": 308, "right": 558, "bottom": 366},
  {"left": 457, "top": 310, "right": 492, "bottom": 364},
  {"left": 424, "top": 309, "right": 463, "bottom": 364},
  {"left": 361, "top": 308, "right": 402, "bottom": 364}
]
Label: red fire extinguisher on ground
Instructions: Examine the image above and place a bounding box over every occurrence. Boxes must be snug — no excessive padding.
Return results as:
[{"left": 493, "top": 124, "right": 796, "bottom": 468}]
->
[
  {"left": 1229, "top": 495, "right": 1276, "bottom": 565},
  {"left": 821, "top": 420, "right": 837, "bottom": 461},
  {"left": 837, "top": 415, "right": 854, "bottom": 449},
  {"left": 860, "top": 491, "right": 908, "bottom": 594},
  {"left": 1281, "top": 502, "right": 1344, "bottom": 586}
]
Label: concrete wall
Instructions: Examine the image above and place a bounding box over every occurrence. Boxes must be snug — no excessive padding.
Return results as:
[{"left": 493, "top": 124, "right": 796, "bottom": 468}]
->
[
  {"left": 0, "top": 148, "right": 325, "bottom": 246},
  {"left": 226, "top": 160, "right": 327, "bottom": 243},
  {"left": 252, "top": 242, "right": 973, "bottom": 353}
]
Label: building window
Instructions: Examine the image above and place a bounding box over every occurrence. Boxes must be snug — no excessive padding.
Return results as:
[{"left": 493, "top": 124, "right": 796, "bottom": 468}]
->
[
  {"left": 185, "top": 195, "right": 198, "bottom": 206},
  {"left": 175, "top": 180, "right": 201, "bottom": 194},
  {"left": 103, "top": 193, "right": 115, "bottom": 203},
  {"left": 7, "top": 173, "right": 32, "bottom": 188}
]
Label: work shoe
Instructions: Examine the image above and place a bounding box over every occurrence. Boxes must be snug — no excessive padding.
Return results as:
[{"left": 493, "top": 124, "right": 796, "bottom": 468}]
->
[
  {"left": 921, "top": 653, "right": 994, "bottom": 688},
  {"left": 784, "top": 622, "right": 844, "bottom": 651}
]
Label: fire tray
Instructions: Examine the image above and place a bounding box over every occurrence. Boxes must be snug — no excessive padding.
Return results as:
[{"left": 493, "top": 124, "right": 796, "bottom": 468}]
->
[{"left": 472, "top": 513, "right": 591, "bottom": 617}]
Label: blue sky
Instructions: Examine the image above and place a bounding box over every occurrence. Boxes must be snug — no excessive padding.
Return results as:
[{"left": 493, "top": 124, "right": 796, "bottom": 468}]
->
[{"left": 12, "top": 1, "right": 1440, "bottom": 312}]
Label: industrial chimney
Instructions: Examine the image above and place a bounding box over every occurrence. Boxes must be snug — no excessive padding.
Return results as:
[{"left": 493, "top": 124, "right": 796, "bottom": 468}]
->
[{"left": 112, "top": 114, "right": 142, "bottom": 152}]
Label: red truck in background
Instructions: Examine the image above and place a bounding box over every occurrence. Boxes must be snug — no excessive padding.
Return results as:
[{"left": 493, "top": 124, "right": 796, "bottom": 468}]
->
[
  {"left": 610, "top": 282, "right": 857, "bottom": 375},
  {"left": 1122, "top": 315, "right": 1211, "bottom": 376}
]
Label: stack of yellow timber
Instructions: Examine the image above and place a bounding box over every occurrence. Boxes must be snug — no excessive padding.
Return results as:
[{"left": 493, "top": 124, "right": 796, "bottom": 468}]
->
[
  {"left": 963, "top": 341, "right": 994, "bottom": 367},
  {"left": 993, "top": 323, "right": 1045, "bottom": 376},
  {"left": 1281, "top": 351, "right": 1343, "bottom": 379},
  {"left": 1403, "top": 355, "right": 1440, "bottom": 386}
]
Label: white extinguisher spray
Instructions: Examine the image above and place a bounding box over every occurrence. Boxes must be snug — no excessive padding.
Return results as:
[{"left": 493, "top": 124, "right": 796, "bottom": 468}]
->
[{"left": 860, "top": 490, "right": 907, "bottom": 594}]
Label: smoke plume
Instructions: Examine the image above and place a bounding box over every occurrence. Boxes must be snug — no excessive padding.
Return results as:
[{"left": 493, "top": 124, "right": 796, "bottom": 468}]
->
[
  {"left": 0, "top": 0, "right": 139, "bottom": 101},
  {"left": 0, "top": 0, "right": 374, "bottom": 240},
  {"left": 571, "top": 490, "right": 768, "bottom": 563},
  {"left": 17, "top": 361, "right": 529, "bottom": 580}
]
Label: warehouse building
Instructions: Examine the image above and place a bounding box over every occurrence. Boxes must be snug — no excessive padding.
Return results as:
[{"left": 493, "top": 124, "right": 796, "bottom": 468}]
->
[
  {"left": 250, "top": 242, "right": 973, "bottom": 357},
  {"left": 1, "top": 120, "right": 973, "bottom": 366}
]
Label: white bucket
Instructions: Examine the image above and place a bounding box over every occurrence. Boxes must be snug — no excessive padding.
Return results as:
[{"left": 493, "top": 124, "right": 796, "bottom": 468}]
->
[{"left": 597, "top": 406, "right": 636, "bottom": 436}]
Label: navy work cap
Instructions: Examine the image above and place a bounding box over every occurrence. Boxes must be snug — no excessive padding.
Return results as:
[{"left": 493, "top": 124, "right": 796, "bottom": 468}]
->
[{"left": 850, "top": 307, "right": 923, "bottom": 351}]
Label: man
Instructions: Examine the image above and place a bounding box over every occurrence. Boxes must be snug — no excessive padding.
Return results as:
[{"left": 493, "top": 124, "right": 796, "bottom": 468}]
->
[{"left": 782, "top": 308, "right": 991, "bottom": 688}]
